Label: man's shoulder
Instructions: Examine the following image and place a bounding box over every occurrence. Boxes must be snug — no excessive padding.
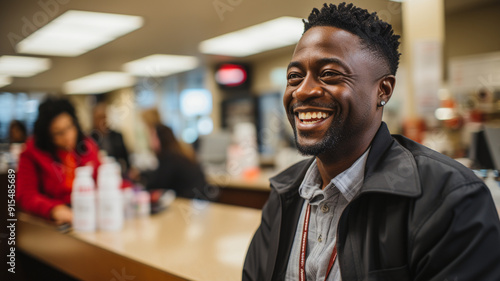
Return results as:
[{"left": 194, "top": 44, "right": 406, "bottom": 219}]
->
[{"left": 392, "top": 134, "right": 483, "bottom": 190}]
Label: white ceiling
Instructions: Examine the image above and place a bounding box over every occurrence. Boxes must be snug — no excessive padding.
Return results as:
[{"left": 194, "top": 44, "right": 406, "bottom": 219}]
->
[{"left": 0, "top": 0, "right": 494, "bottom": 93}]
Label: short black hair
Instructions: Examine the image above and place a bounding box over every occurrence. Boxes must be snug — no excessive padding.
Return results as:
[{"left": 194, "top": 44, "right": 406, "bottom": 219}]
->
[
  {"left": 304, "top": 2, "right": 401, "bottom": 75},
  {"left": 34, "top": 96, "right": 87, "bottom": 161}
]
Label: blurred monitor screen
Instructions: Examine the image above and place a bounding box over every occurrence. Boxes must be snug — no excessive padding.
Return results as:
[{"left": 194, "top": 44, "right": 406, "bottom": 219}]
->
[
  {"left": 180, "top": 89, "right": 212, "bottom": 117},
  {"left": 198, "top": 131, "right": 231, "bottom": 167}
]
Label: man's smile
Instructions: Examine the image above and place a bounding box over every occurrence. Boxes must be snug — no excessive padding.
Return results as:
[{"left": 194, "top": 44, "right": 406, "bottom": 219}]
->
[{"left": 292, "top": 106, "right": 335, "bottom": 133}]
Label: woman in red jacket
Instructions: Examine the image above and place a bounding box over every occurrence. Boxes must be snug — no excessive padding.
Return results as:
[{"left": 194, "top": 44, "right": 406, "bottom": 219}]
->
[{"left": 16, "top": 97, "right": 100, "bottom": 224}]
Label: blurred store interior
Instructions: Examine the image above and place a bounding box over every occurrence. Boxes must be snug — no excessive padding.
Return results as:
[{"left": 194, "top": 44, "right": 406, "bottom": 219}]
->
[
  {"left": 1, "top": 0, "right": 500, "bottom": 173},
  {"left": 0, "top": 0, "right": 500, "bottom": 279}
]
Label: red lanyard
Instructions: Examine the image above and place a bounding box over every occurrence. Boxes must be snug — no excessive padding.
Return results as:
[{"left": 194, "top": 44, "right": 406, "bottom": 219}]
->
[{"left": 299, "top": 204, "right": 338, "bottom": 281}]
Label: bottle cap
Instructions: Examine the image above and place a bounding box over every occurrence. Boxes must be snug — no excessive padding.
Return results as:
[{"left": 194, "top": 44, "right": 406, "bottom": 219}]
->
[{"left": 75, "top": 166, "right": 93, "bottom": 176}]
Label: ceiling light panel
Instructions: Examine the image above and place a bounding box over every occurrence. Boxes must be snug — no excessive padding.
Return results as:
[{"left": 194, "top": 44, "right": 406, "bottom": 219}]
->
[
  {"left": 0, "top": 76, "right": 13, "bottom": 88},
  {"left": 0, "top": 56, "right": 51, "bottom": 77},
  {"left": 63, "top": 71, "right": 136, "bottom": 94},
  {"left": 199, "top": 16, "right": 303, "bottom": 57},
  {"left": 123, "top": 54, "right": 199, "bottom": 77},
  {"left": 16, "top": 10, "right": 144, "bottom": 57}
]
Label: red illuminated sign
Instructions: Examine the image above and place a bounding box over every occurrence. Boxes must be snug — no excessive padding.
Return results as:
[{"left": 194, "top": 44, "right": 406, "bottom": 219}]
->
[{"left": 215, "top": 64, "right": 248, "bottom": 87}]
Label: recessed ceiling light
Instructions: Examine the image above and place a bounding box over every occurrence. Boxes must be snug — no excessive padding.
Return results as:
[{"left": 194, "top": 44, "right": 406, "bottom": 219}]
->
[
  {"left": 63, "top": 71, "right": 136, "bottom": 94},
  {"left": 0, "top": 55, "right": 51, "bottom": 77},
  {"left": 0, "top": 76, "right": 13, "bottom": 88},
  {"left": 199, "top": 16, "right": 303, "bottom": 57},
  {"left": 16, "top": 10, "right": 143, "bottom": 57},
  {"left": 123, "top": 54, "right": 199, "bottom": 77}
]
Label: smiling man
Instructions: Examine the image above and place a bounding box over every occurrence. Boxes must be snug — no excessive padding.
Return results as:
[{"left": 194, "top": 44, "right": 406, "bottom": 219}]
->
[{"left": 243, "top": 3, "right": 500, "bottom": 281}]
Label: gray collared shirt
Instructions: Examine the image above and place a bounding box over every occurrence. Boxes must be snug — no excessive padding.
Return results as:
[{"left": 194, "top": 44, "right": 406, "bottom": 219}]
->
[{"left": 285, "top": 148, "right": 370, "bottom": 281}]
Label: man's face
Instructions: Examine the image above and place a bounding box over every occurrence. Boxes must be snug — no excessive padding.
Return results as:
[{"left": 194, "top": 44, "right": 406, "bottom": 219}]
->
[{"left": 284, "top": 26, "right": 386, "bottom": 156}]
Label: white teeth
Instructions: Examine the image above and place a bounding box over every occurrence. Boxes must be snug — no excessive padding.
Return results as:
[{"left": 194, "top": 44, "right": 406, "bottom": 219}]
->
[
  {"left": 297, "top": 111, "right": 331, "bottom": 122},
  {"left": 303, "top": 120, "right": 320, "bottom": 124}
]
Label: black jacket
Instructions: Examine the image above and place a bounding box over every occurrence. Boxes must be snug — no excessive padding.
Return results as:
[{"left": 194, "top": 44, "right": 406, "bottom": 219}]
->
[
  {"left": 243, "top": 122, "right": 500, "bottom": 281},
  {"left": 90, "top": 129, "right": 130, "bottom": 170}
]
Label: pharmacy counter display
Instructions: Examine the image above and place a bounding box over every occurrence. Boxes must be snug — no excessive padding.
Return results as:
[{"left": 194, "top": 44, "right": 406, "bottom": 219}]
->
[
  {"left": 207, "top": 172, "right": 272, "bottom": 209},
  {"left": 17, "top": 199, "right": 261, "bottom": 281}
]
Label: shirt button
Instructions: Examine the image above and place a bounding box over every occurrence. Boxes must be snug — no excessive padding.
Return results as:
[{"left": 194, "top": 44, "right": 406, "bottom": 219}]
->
[
  {"left": 321, "top": 205, "right": 329, "bottom": 213},
  {"left": 318, "top": 235, "right": 322, "bottom": 242}
]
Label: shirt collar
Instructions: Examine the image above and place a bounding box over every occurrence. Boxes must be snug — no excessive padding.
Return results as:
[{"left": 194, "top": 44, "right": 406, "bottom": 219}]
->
[{"left": 299, "top": 147, "right": 371, "bottom": 204}]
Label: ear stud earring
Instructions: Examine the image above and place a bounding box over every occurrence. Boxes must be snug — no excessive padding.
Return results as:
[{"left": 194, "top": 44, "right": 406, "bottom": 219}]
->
[{"left": 380, "top": 100, "right": 386, "bottom": 106}]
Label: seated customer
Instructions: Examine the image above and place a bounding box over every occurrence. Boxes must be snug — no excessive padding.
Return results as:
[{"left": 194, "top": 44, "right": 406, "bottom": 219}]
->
[
  {"left": 141, "top": 108, "right": 207, "bottom": 199},
  {"left": 90, "top": 102, "right": 131, "bottom": 174},
  {"left": 16, "top": 97, "right": 100, "bottom": 224},
  {"left": 7, "top": 120, "right": 28, "bottom": 168},
  {"left": 8, "top": 120, "right": 28, "bottom": 144}
]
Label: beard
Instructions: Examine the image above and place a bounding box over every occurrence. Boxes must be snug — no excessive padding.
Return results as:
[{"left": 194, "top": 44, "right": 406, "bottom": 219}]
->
[
  {"left": 287, "top": 99, "right": 347, "bottom": 156},
  {"left": 286, "top": 100, "right": 356, "bottom": 157},
  {"left": 292, "top": 116, "right": 347, "bottom": 156}
]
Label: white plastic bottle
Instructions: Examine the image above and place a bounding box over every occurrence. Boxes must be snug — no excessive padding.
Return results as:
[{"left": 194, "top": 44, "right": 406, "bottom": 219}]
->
[
  {"left": 97, "top": 162, "right": 124, "bottom": 231},
  {"left": 135, "top": 190, "right": 151, "bottom": 217},
  {"left": 122, "top": 187, "right": 135, "bottom": 219},
  {"left": 71, "top": 166, "right": 96, "bottom": 232}
]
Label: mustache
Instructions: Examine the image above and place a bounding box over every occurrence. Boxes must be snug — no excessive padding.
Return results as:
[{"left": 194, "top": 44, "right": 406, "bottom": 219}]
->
[{"left": 288, "top": 101, "right": 337, "bottom": 115}]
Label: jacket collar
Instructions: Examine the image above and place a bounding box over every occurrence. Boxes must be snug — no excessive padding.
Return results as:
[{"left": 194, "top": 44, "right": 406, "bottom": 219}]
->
[
  {"left": 361, "top": 122, "right": 421, "bottom": 197},
  {"left": 269, "top": 157, "right": 314, "bottom": 198},
  {"left": 269, "top": 122, "right": 421, "bottom": 198}
]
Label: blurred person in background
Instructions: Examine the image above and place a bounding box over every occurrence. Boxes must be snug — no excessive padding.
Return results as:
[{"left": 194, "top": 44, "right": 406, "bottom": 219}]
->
[
  {"left": 16, "top": 97, "right": 100, "bottom": 224},
  {"left": 8, "top": 120, "right": 27, "bottom": 144},
  {"left": 7, "top": 120, "right": 28, "bottom": 168},
  {"left": 141, "top": 108, "right": 207, "bottom": 199},
  {"left": 90, "top": 102, "right": 131, "bottom": 175}
]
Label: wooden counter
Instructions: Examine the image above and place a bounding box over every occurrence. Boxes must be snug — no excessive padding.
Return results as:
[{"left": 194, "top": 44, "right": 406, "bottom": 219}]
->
[
  {"left": 207, "top": 173, "right": 272, "bottom": 209},
  {"left": 207, "top": 174, "right": 271, "bottom": 192},
  {"left": 17, "top": 199, "right": 262, "bottom": 281}
]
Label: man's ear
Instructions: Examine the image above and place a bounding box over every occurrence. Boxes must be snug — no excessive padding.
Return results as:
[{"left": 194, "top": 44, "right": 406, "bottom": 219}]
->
[{"left": 378, "top": 75, "right": 396, "bottom": 104}]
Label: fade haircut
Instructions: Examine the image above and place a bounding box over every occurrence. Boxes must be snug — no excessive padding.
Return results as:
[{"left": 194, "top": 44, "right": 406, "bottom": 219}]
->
[{"left": 303, "top": 2, "right": 401, "bottom": 75}]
